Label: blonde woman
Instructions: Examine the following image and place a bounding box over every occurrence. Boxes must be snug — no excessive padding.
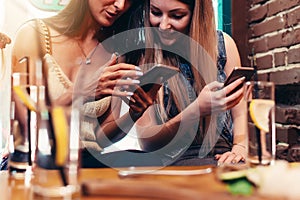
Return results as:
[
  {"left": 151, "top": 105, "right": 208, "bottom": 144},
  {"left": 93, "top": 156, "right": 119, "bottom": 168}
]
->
[
  {"left": 10, "top": 0, "right": 144, "bottom": 168},
  {"left": 126, "top": 0, "right": 247, "bottom": 165}
]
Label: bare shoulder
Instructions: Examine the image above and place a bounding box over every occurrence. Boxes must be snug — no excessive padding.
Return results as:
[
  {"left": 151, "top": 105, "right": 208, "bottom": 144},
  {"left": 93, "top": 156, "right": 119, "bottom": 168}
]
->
[
  {"left": 222, "top": 32, "right": 238, "bottom": 50},
  {"left": 221, "top": 31, "right": 241, "bottom": 73},
  {"left": 12, "top": 20, "right": 42, "bottom": 72},
  {"left": 13, "top": 20, "right": 40, "bottom": 51}
]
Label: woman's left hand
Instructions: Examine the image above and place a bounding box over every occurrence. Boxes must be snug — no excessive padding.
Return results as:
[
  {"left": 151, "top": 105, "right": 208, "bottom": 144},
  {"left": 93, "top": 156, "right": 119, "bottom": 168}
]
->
[{"left": 215, "top": 144, "right": 246, "bottom": 165}]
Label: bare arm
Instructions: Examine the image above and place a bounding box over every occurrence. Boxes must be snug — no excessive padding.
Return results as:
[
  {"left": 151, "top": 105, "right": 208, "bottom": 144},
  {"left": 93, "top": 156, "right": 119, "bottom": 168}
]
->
[
  {"left": 95, "top": 83, "right": 162, "bottom": 148},
  {"left": 215, "top": 32, "right": 247, "bottom": 164},
  {"left": 135, "top": 33, "right": 247, "bottom": 153},
  {"left": 136, "top": 77, "right": 245, "bottom": 152},
  {"left": 12, "top": 21, "right": 41, "bottom": 81}
]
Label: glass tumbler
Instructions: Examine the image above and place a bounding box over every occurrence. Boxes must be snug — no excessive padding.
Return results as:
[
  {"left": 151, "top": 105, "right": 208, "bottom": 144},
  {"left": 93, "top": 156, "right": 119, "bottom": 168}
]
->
[
  {"left": 9, "top": 72, "right": 38, "bottom": 177},
  {"left": 31, "top": 93, "right": 81, "bottom": 200},
  {"left": 244, "top": 81, "right": 276, "bottom": 166}
]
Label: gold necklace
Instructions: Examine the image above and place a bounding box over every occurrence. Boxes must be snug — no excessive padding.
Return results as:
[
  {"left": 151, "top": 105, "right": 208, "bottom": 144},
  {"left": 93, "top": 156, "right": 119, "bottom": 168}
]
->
[{"left": 77, "top": 41, "right": 99, "bottom": 65}]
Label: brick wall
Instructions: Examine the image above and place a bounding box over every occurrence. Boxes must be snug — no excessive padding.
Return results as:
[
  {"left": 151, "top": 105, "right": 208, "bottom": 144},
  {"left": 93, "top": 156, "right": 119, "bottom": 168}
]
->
[{"left": 232, "top": 0, "right": 300, "bottom": 160}]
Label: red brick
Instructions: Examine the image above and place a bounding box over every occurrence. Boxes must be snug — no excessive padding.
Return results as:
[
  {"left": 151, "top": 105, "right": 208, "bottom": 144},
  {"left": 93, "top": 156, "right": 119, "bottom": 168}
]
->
[
  {"left": 268, "top": 0, "right": 300, "bottom": 16},
  {"left": 276, "top": 104, "right": 300, "bottom": 125},
  {"left": 287, "top": 6, "right": 300, "bottom": 27},
  {"left": 256, "top": 54, "right": 273, "bottom": 69},
  {"left": 251, "top": 15, "right": 286, "bottom": 37},
  {"left": 276, "top": 126, "right": 300, "bottom": 145},
  {"left": 270, "top": 69, "right": 300, "bottom": 85},
  {"left": 249, "top": 37, "right": 269, "bottom": 53},
  {"left": 274, "top": 51, "right": 286, "bottom": 67},
  {"left": 268, "top": 33, "right": 285, "bottom": 49},
  {"left": 268, "top": 29, "right": 300, "bottom": 49},
  {"left": 288, "top": 48, "right": 300, "bottom": 64},
  {"left": 249, "top": 4, "right": 268, "bottom": 22}
]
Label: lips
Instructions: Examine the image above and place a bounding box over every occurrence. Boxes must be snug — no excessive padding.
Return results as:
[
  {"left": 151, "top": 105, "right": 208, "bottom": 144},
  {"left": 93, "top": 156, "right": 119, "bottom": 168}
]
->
[
  {"left": 154, "top": 28, "right": 183, "bottom": 46},
  {"left": 160, "top": 32, "right": 173, "bottom": 39},
  {"left": 106, "top": 10, "right": 118, "bottom": 18},
  {"left": 157, "top": 29, "right": 178, "bottom": 41}
]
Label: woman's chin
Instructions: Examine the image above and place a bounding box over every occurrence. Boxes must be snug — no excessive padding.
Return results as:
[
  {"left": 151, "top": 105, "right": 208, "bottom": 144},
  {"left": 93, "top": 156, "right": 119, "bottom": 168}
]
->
[{"left": 159, "top": 37, "right": 177, "bottom": 46}]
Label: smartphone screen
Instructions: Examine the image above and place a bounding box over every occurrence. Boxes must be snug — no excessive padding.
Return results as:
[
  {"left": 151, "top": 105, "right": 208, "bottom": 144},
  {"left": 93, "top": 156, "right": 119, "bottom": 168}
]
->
[
  {"left": 224, "top": 67, "right": 255, "bottom": 86},
  {"left": 224, "top": 67, "right": 255, "bottom": 96},
  {"left": 138, "top": 64, "right": 179, "bottom": 92},
  {"left": 121, "top": 65, "right": 179, "bottom": 105}
]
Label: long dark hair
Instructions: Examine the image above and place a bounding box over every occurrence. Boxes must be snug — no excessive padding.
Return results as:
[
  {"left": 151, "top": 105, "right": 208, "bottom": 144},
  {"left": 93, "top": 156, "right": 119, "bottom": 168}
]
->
[
  {"left": 143, "top": 0, "right": 217, "bottom": 114},
  {"left": 128, "top": 0, "right": 218, "bottom": 148}
]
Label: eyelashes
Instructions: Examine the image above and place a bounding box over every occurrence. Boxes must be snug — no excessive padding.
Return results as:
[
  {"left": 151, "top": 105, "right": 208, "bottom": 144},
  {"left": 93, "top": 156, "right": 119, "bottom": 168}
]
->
[{"left": 150, "top": 10, "right": 187, "bottom": 20}]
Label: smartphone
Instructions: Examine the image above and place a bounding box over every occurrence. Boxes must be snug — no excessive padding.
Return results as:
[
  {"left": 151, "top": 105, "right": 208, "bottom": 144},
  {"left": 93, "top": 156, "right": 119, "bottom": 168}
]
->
[
  {"left": 138, "top": 64, "right": 180, "bottom": 92},
  {"left": 224, "top": 66, "right": 255, "bottom": 96},
  {"left": 224, "top": 67, "right": 255, "bottom": 86},
  {"left": 121, "top": 64, "right": 179, "bottom": 105}
]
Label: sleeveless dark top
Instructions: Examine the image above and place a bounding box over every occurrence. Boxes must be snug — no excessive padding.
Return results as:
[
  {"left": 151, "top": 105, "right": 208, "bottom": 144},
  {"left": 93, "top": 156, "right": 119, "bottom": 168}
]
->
[{"left": 162, "top": 31, "right": 233, "bottom": 165}]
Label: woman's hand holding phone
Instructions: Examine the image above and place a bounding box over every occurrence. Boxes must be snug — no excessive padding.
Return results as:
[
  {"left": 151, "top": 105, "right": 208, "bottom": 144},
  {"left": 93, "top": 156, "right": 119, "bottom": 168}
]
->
[
  {"left": 224, "top": 77, "right": 245, "bottom": 105},
  {"left": 196, "top": 77, "right": 245, "bottom": 116},
  {"left": 91, "top": 54, "right": 143, "bottom": 99},
  {"left": 223, "top": 67, "right": 254, "bottom": 96},
  {"left": 124, "top": 65, "right": 178, "bottom": 120},
  {"left": 121, "top": 64, "right": 179, "bottom": 105}
]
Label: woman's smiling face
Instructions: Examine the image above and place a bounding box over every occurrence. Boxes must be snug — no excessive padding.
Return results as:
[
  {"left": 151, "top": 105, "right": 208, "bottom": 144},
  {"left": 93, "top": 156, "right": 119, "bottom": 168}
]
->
[{"left": 149, "top": 0, "right": 192, "bottom": 46}]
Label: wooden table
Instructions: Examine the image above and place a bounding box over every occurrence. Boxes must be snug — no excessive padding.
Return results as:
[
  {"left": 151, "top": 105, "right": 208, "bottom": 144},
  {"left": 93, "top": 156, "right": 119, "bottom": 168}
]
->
[{"left": 0, "top": 166, "right": 272, "bottom": 200}]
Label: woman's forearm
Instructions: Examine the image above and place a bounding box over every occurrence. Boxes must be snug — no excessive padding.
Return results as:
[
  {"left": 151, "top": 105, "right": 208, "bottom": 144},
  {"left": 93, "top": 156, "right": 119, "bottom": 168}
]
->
[
  {"left": 231, "top": 100, "right": 247, "bottom": 146},
  {"left": 96, "top": 112, "right": 137, "bottom": 148},
  {"left": 137, "top": 100, "right": 202, "bottom": 151}
]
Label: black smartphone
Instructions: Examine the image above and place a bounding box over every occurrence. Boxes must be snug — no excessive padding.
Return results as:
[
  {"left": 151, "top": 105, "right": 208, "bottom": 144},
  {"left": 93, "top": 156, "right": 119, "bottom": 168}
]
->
[
  {"left": 224, "top": 67, "right": 255, "bottom": 86},
  {"left": 121, "top": 64, "right": 179, "bottom": 105},
  {"left": 138, "top": 64, "right": 180, "bottom": 92},
  {"left": 224, "top": 66, "right": 255, "bottom": 96}
]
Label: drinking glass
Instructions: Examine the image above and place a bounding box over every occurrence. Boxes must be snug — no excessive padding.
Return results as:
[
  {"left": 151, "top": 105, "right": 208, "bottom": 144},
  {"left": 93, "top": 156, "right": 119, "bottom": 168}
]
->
[
  {"left": 9, "top": 72, "right": 37, "bottom": 177},
  {"left": 31, "top": 97, "right": 81, "bottom": 200},
  {"left": 244, "top": 81, "right": 275, "bottom": 166}
]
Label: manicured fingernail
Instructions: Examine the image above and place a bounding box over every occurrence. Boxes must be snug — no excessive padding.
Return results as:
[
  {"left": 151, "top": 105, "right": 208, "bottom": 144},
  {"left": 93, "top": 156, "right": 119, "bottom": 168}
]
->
[
  {"left": 135, "top": 66, "right": 142, "bottom": 71},
  {"left": 114, "top": 52, "right": 120, "bottom": 57},
  {"left": 127, "top": 92, "right": 134, "bottom": 96},
  {"left": 111, "top": 53, "right": 115, "bottom": 60},
  {"left": 111, "top": 52, "right": 120, "bottom": 60},
  {"left": 132, "top": 79, "right": 140, "bottom": 84},
  {"left": 136, "top": 71, "right": 143, "bottom": 76}
]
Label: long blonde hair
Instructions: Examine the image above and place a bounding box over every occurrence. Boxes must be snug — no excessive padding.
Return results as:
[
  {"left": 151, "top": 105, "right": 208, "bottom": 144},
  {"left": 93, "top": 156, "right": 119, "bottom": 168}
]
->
[{"left": 142, "top": 0, "right": 218, "bottom": 149}]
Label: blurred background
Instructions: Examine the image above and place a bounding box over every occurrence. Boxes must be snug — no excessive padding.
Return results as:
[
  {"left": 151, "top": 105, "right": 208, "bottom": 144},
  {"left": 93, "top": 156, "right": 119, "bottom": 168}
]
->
[{"left": 0, "top": 0, "right": 69, "bottom": 152}]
